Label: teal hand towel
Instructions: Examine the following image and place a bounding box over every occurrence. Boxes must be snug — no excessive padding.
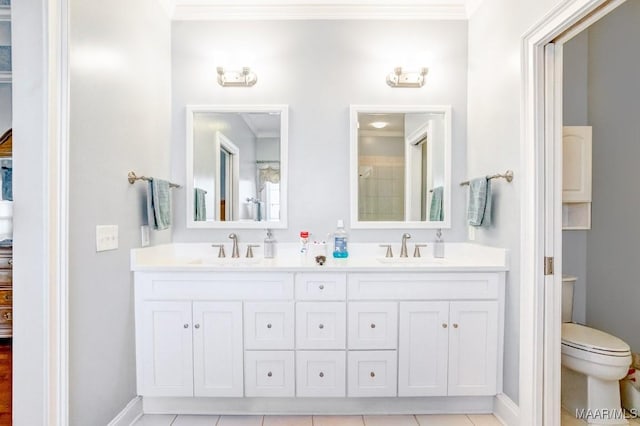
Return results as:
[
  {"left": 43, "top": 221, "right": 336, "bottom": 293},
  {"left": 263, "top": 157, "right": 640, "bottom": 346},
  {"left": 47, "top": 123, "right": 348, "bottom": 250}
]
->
[
  {"left": 149, "top": 179, "right": 171, "bottom": 230},
  {"left": 429, "top": 186, "right": 444, "bottom": 221},
  {"left": 194, "top": 188, "right": 207, "bottom": 221},
  {"left": 467, "top": 177, "right": 492, "bottom": 227}
]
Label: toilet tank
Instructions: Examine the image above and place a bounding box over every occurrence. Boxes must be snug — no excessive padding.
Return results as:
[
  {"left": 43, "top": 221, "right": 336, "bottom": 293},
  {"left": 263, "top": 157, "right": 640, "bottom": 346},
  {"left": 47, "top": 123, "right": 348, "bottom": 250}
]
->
[{"left": 562, "top": 275, "right": 577, "bottom": 323}]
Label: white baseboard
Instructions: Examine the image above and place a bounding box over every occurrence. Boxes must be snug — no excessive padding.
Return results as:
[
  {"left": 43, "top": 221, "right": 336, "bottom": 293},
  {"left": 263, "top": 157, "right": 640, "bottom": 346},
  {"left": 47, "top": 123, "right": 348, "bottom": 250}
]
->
[
  {"left": 494, "top": 393, "right": 519, "bottom": 426},
  {"left": 108, "top": 396, "right": 144, "bottom": 426}
]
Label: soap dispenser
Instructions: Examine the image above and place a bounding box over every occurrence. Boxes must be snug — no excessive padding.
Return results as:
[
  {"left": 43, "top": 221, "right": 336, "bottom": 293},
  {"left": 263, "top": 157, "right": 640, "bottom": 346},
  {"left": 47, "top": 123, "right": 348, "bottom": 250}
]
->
[
  {"left": 434, "top": 228, "right": 445, "bottom": 258},
  {"left": 264, "top": 229, "right": 276, "bottom": 259}
]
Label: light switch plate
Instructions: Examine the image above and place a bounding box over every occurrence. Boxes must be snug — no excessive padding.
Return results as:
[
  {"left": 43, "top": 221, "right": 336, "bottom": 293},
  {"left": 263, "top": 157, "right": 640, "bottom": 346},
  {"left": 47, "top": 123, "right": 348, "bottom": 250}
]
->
[
  {"left": 96, "top": 225, "right": 118, "bottom": 252},
  {"left": 141, "top": 225, "right": 150, "bottom": 247}
]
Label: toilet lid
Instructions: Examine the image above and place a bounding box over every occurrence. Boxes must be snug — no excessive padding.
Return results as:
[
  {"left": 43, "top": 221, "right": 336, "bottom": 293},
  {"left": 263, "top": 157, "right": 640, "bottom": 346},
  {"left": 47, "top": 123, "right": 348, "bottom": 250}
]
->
[{"left": 562, "top": 323, "right": 630, "bottom": 353}]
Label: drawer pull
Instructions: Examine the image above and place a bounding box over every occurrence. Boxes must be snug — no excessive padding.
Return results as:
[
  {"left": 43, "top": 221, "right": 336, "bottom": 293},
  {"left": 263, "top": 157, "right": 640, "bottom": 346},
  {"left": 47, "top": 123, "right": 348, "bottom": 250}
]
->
[
  {"left": 3, "top": 293, "right": 10, "bottom": 302},
  {"left": 318, "top": 324, "right": 324, "bottom": 329},
  {"left": 267, "top": 371, "right": 273, "bottom": 377},
  {"left": 267, "top": 323, "right": 272, "bottom": 329},
  {"left": 194, "top": 324, "right": 200, "bottom": 329},
  {"left": 7, "top": 259, "right": 11, "bottom": 267},
  {"left": 453, "top": 323, "right": 459, "bottom": 329},
  {"left": 319, "top": 372, "right": 324, "bottom": 378},
  {"left": 319, "top": 284, "right": 325, "bottom": 290},
  {"left": 442, "top": 323, "right": 447, "bottom": 328},
  {"left": 370, "top": 323, "right": 376, "bottom": 329},
  {"left": 370, "top": 371, "right": 375, "bottom": 378},
  {"left": 183, "top": 323, "right": 189, "bottom": 329},
  {"left": 2, "top": 312, "right": 10, "bottom": 321}
]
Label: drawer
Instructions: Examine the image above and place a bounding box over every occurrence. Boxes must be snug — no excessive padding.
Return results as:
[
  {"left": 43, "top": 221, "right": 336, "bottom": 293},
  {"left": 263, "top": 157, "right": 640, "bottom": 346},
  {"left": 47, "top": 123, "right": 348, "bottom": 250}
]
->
[
  {"left": 348, "top": 302, "right": 398, "bottom": 349},
  {"left": 295, "top": 273, "right": 346, "bottom": 300},
  {"left": 0, "top": 289, "right": 10, "bottom": 306},
  {"left": 244, "top": 302, "right": 294, "bottom": 350},
  {"left": 244, "top": 351, "right": 294, "bottom": 397},
  {"left": 348, "top": 273, "right": 500, "bottom": 300},
  {"left": 0, "top": 271, "right": 11, "bottom": 286},
  {"left": 296, "top": 302, "right": 346, "bottom": 349},
  {"left": 0, "top": 308, "right": 11, "bottom": 326},
  {"left": 348, "top": 351, "right": 397, "bottom": 397},
  {"left": 137, "top": 272, "right": 294, "bottom": 301},
  {"left": 0, "top": 255, "right": 11, "bottom": 271},
  {"left": 296, "top": 351, "right": 346, "bottom": 397}
]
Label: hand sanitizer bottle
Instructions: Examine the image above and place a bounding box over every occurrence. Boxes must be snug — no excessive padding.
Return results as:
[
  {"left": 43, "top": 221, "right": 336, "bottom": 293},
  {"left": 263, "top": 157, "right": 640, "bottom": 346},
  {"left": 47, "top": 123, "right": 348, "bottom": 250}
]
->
[
  {"left": 434, "top": 228, "right": 445, "bottom": 258},
  {"left": 332, "top": 219, "right": 349, "bottom": 258},
  {"left": 264, "top": 229, "right": 276, "bottom": 259}
]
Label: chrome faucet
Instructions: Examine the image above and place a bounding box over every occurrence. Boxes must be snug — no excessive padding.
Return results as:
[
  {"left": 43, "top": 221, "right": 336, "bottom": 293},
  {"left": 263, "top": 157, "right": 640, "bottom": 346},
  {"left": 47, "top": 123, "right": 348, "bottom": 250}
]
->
[
  {"left": 228, "top": 233, "right": 240, "bottom": 258},
  {"left": 400, "top": 233, "right": 411, "bottom": 258}
]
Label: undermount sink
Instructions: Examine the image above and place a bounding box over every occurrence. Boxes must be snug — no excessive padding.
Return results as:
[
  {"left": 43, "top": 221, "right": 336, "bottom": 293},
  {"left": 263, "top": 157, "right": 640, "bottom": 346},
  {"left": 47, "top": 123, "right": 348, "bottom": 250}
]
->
[
  {"left": 188, "top": 257, "right": 263, "bottom": 266},
  {"left": 375, "top": 257, "right": 446, "bottom": 265}
]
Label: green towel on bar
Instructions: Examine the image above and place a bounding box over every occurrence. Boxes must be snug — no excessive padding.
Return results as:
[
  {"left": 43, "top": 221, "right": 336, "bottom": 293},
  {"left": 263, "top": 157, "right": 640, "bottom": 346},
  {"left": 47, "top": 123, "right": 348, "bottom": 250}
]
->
[
  {"left": 149, "top": 179, "right": 171, "bottom": 230},
  {"left": 194, "top": 188, "right": 207, "bottom": 221},
  {"left": 429, "top": 186, "right": 444, "bottom": 221},
  {"left": 467, "top": 177, "right": 492, "bottom": 227}
]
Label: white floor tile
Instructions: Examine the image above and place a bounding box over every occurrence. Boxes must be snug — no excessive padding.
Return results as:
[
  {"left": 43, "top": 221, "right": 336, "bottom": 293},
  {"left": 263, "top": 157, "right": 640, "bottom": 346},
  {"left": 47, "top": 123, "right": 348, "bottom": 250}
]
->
[
  {"left": 416, "top": 414, "right": 474, "bottom": 426},
  {"left": 561, "top": 409, "right": 586, "bottom": 426},
  {"left": 134, "top": 414, "right": 177, "bottom": 426},
  {"left": 466, "top": 414, "right": 504, "bottom": 426},
  {"left": 363, "top": 415, "right": 419, "bottom": 426},
  {"left": 172, "top": 415, "right": 220, "bottom": 426},
  {"left": 217, "top": 415, "right": 264, "bottom": 426},
  {"left": 313, "top": 416, "right": 364, "bottom": 426},
  {"left": 263, "top": 415, "right": 312, "bottom": 426}
]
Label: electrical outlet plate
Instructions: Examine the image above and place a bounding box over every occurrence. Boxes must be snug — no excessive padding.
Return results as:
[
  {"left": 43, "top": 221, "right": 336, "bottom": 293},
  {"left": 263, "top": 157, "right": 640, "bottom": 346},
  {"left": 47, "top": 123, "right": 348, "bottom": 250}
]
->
[
  {"left": 96, "top": 225, "right": 118, "bottom": 252},
  {"left": 141, "top": 225, "right": 150, "bottom": 247}
]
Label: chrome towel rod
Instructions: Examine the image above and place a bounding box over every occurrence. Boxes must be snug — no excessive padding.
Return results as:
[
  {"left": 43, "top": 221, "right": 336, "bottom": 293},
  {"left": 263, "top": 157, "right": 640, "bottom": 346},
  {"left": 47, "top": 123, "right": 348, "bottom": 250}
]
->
[
  {"left": 128, "top": 171, "right": 181, "bottom": 188},
  {"left": 460, "top": 170, "right": 514, "bottom": 187}
]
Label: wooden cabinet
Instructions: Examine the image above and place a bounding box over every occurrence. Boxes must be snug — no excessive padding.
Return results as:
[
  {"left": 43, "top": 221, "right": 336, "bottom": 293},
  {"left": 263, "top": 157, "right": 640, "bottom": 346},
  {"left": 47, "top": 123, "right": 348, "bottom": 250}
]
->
[
  {"left": 563, "top": 126, "right": 592, "bottom": 229},
  {"left": 0, "top": 247, "right": 11, "bottom": 338}
]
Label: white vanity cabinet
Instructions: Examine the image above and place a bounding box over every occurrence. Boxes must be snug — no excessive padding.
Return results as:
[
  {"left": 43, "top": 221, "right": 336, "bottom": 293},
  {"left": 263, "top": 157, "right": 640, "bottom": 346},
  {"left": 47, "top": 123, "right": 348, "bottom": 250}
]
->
[{"left": 133, "top": 267, "right": 505, "bottom": 412}]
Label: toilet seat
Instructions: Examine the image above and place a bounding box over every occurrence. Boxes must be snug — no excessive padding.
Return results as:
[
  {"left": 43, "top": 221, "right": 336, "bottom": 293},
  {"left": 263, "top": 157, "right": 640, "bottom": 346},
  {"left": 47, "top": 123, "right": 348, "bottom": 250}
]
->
[{"left": 562, "top": 323, "right": 631, "bottom": 357}]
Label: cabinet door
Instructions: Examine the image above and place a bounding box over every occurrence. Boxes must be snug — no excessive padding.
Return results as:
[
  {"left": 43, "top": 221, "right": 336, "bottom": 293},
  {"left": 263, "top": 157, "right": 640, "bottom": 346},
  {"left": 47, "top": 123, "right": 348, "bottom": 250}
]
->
[
  {"left": 296, "top": 302, "right": 346, "bottom": 349},
  {"left": 348, "top": 302, "right": 397, "bottom": 349},
  {"left": 296, "top": 351, "right": 346, "bottom": 397},
  {"left": 398, "top": 301, "right": 449, "bottom": 396},
  {"left": 244, "top": 351, "right": 295, "bottom": 397},
  {"left": 193, "top": 302, "right": 243, "bottom": 397},
  {"left": 448, "top": 301, "right": 498, "bottom": 396},
  {"left": 244, "top": 302, "right": 294, "bottom": 349},
  {"left": 139, "top": 301, "right": 193, "bottom": 396},
  {"left": 562, "top": 126, "right": 592, "bottom": 202}
]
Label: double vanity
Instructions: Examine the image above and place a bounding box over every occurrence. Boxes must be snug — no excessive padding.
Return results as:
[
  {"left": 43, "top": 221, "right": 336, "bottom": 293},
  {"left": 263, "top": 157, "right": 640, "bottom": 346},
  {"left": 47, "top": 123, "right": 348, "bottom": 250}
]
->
[{"left": 131, "top": 242, "right": 508, "bottom": 415}]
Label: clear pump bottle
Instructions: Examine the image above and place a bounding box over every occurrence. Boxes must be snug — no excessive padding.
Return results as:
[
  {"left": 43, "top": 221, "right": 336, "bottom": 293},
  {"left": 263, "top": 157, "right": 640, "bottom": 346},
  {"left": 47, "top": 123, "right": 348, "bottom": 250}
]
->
[
  {"left": 332, "top": 219, "right": 349, "bottom": 258},
  {"left": 264, "top": 229, "right": 276, "bottom": 259}
]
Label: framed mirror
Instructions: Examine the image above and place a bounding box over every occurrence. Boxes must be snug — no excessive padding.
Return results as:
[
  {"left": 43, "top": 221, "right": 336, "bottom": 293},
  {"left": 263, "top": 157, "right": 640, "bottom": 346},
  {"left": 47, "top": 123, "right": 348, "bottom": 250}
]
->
[
  {"left": 350, "top": 105, "right": 451, "bottom": 229},
  {"left": 186, "top": 105, "right": 288, "bottom": 229}
]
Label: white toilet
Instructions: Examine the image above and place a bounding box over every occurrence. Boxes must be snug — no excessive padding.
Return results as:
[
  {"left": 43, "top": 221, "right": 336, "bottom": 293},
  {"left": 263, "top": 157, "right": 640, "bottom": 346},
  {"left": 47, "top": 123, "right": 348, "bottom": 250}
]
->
[{"left": 562, "top": 275, "right": 632, "bottom": 425}]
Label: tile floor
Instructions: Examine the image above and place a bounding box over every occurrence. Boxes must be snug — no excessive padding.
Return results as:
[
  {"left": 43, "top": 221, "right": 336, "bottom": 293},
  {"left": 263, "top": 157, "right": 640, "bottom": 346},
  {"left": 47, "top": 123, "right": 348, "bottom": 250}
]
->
[
  {"left": 561, "top": 409, "right": 640, "bottom": 425},
  {"left": 133, "top": 414, "right": 505, "bottom": 426}
]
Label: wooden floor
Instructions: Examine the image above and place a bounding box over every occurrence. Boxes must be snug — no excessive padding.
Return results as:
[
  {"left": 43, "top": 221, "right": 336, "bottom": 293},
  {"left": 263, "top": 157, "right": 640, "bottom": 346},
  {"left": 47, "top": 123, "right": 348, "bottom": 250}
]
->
[{"left": 0, "top": 339, "right": 11, "bottom": 425}]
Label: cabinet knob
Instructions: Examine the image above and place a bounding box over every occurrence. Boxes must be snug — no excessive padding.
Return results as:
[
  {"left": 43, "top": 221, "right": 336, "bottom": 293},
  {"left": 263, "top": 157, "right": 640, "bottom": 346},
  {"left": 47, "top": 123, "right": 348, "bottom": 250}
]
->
[
  {"left": 318, "top": 324, "right": 324, "bottom": 329},
  {"left": 194, "top": 324, "right": 200, "bottom": 329},
  {"left": 319, "top": 372, "right": 324, "bottom": 378},
  {"left": 453, "top": 323, "right": 459, "bottom": 329},
  {"left": 267, "top": 371, "right": 273, "bottom": 377},
  {"left": 442, "top": 323, "right": 448, "bottom": 328},
  {"left": 267, "top": 323, "right": 272, "bottom": 329},
  {"left": 370, "top": 323, "right": 376, "bottom": 329},
  {"left": 319, "top": 284, "right": 325, "bottom": 290},
  {"left": 183, "top": 324, "right": 189, "bottom": 329},
  {"left": 2, "top": 312, "right": 11, "bottom": 321},
  {"left": 370, "top": 371, "right": 375, "bottom": 378},
  {"left": 3, "top": 293, "right": 10, "bottom": 301}
]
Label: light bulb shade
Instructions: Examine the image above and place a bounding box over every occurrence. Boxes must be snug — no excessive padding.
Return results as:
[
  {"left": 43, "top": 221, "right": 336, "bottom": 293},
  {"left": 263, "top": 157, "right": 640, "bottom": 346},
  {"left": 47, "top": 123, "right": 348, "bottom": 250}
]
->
[{"left": 386, "top": 67, "right": 428, "bottom": 88}]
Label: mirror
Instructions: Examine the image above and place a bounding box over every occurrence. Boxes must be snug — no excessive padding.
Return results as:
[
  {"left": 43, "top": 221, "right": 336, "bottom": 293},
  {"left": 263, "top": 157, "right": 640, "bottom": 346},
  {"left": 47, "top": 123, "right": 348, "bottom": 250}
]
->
[
  {"left": 186, "top": 105, "right": 288, "bottom": 229},
  {"left": 350, "top": 105, "right": 451, "bottom": 229}
]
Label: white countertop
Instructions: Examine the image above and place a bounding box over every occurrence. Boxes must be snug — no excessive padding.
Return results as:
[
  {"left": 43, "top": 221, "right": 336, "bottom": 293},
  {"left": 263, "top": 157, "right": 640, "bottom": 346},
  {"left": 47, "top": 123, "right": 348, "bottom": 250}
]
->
[{"left": 131, "top": 242, "right": 509, "bottom": 272}]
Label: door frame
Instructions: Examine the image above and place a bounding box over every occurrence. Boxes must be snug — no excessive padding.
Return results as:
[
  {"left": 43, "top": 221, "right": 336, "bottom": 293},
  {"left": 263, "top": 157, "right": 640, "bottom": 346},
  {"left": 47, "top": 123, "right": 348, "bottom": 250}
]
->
[{"left": 520, "top": 0, "right": 626, "bottom": 424}]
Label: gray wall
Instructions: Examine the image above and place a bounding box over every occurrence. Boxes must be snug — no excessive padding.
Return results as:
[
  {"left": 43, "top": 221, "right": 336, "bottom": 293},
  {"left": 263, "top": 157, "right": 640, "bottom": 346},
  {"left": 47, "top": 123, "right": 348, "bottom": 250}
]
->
[
  {"left": 171, "top": 20, "right": 468, "bottom": 243},
  {"left": 68, "top": 0, "right": 172, "bottom": 424},
  {"left": 562, "top": 31, "right": 589, "bottom": 325},
  {"left": 584, "top": 0, "right": 640, "bottom": 352},
  {"left": 467, "top": 0, "right": 562, "bottom": 404}
]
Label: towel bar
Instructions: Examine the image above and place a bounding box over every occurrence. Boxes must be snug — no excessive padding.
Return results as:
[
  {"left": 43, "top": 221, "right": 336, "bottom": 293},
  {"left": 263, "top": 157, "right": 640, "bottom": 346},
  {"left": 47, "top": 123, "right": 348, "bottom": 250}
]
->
[
  {"left": 460, "top": 170, "right": 514, "bottom": 187},
  {"left": 128, "top": 171, "right": 181, "bottom": 188}
]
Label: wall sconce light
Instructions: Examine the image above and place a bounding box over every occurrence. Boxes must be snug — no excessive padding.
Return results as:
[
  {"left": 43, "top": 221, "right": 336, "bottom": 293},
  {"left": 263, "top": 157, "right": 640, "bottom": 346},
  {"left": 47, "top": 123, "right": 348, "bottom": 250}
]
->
[
  {"left": 386, "top": 67, "right": 428, "bottom": 88},
  {"left": 216, "top": 66, "right": 257, "bottom": 87}
]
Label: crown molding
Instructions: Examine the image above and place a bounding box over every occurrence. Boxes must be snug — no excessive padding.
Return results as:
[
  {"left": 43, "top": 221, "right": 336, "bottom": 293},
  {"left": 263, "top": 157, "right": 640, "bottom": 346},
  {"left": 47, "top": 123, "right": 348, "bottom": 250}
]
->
[{"left": 172, "top": 4, "right": 467, "bottom": 20}]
